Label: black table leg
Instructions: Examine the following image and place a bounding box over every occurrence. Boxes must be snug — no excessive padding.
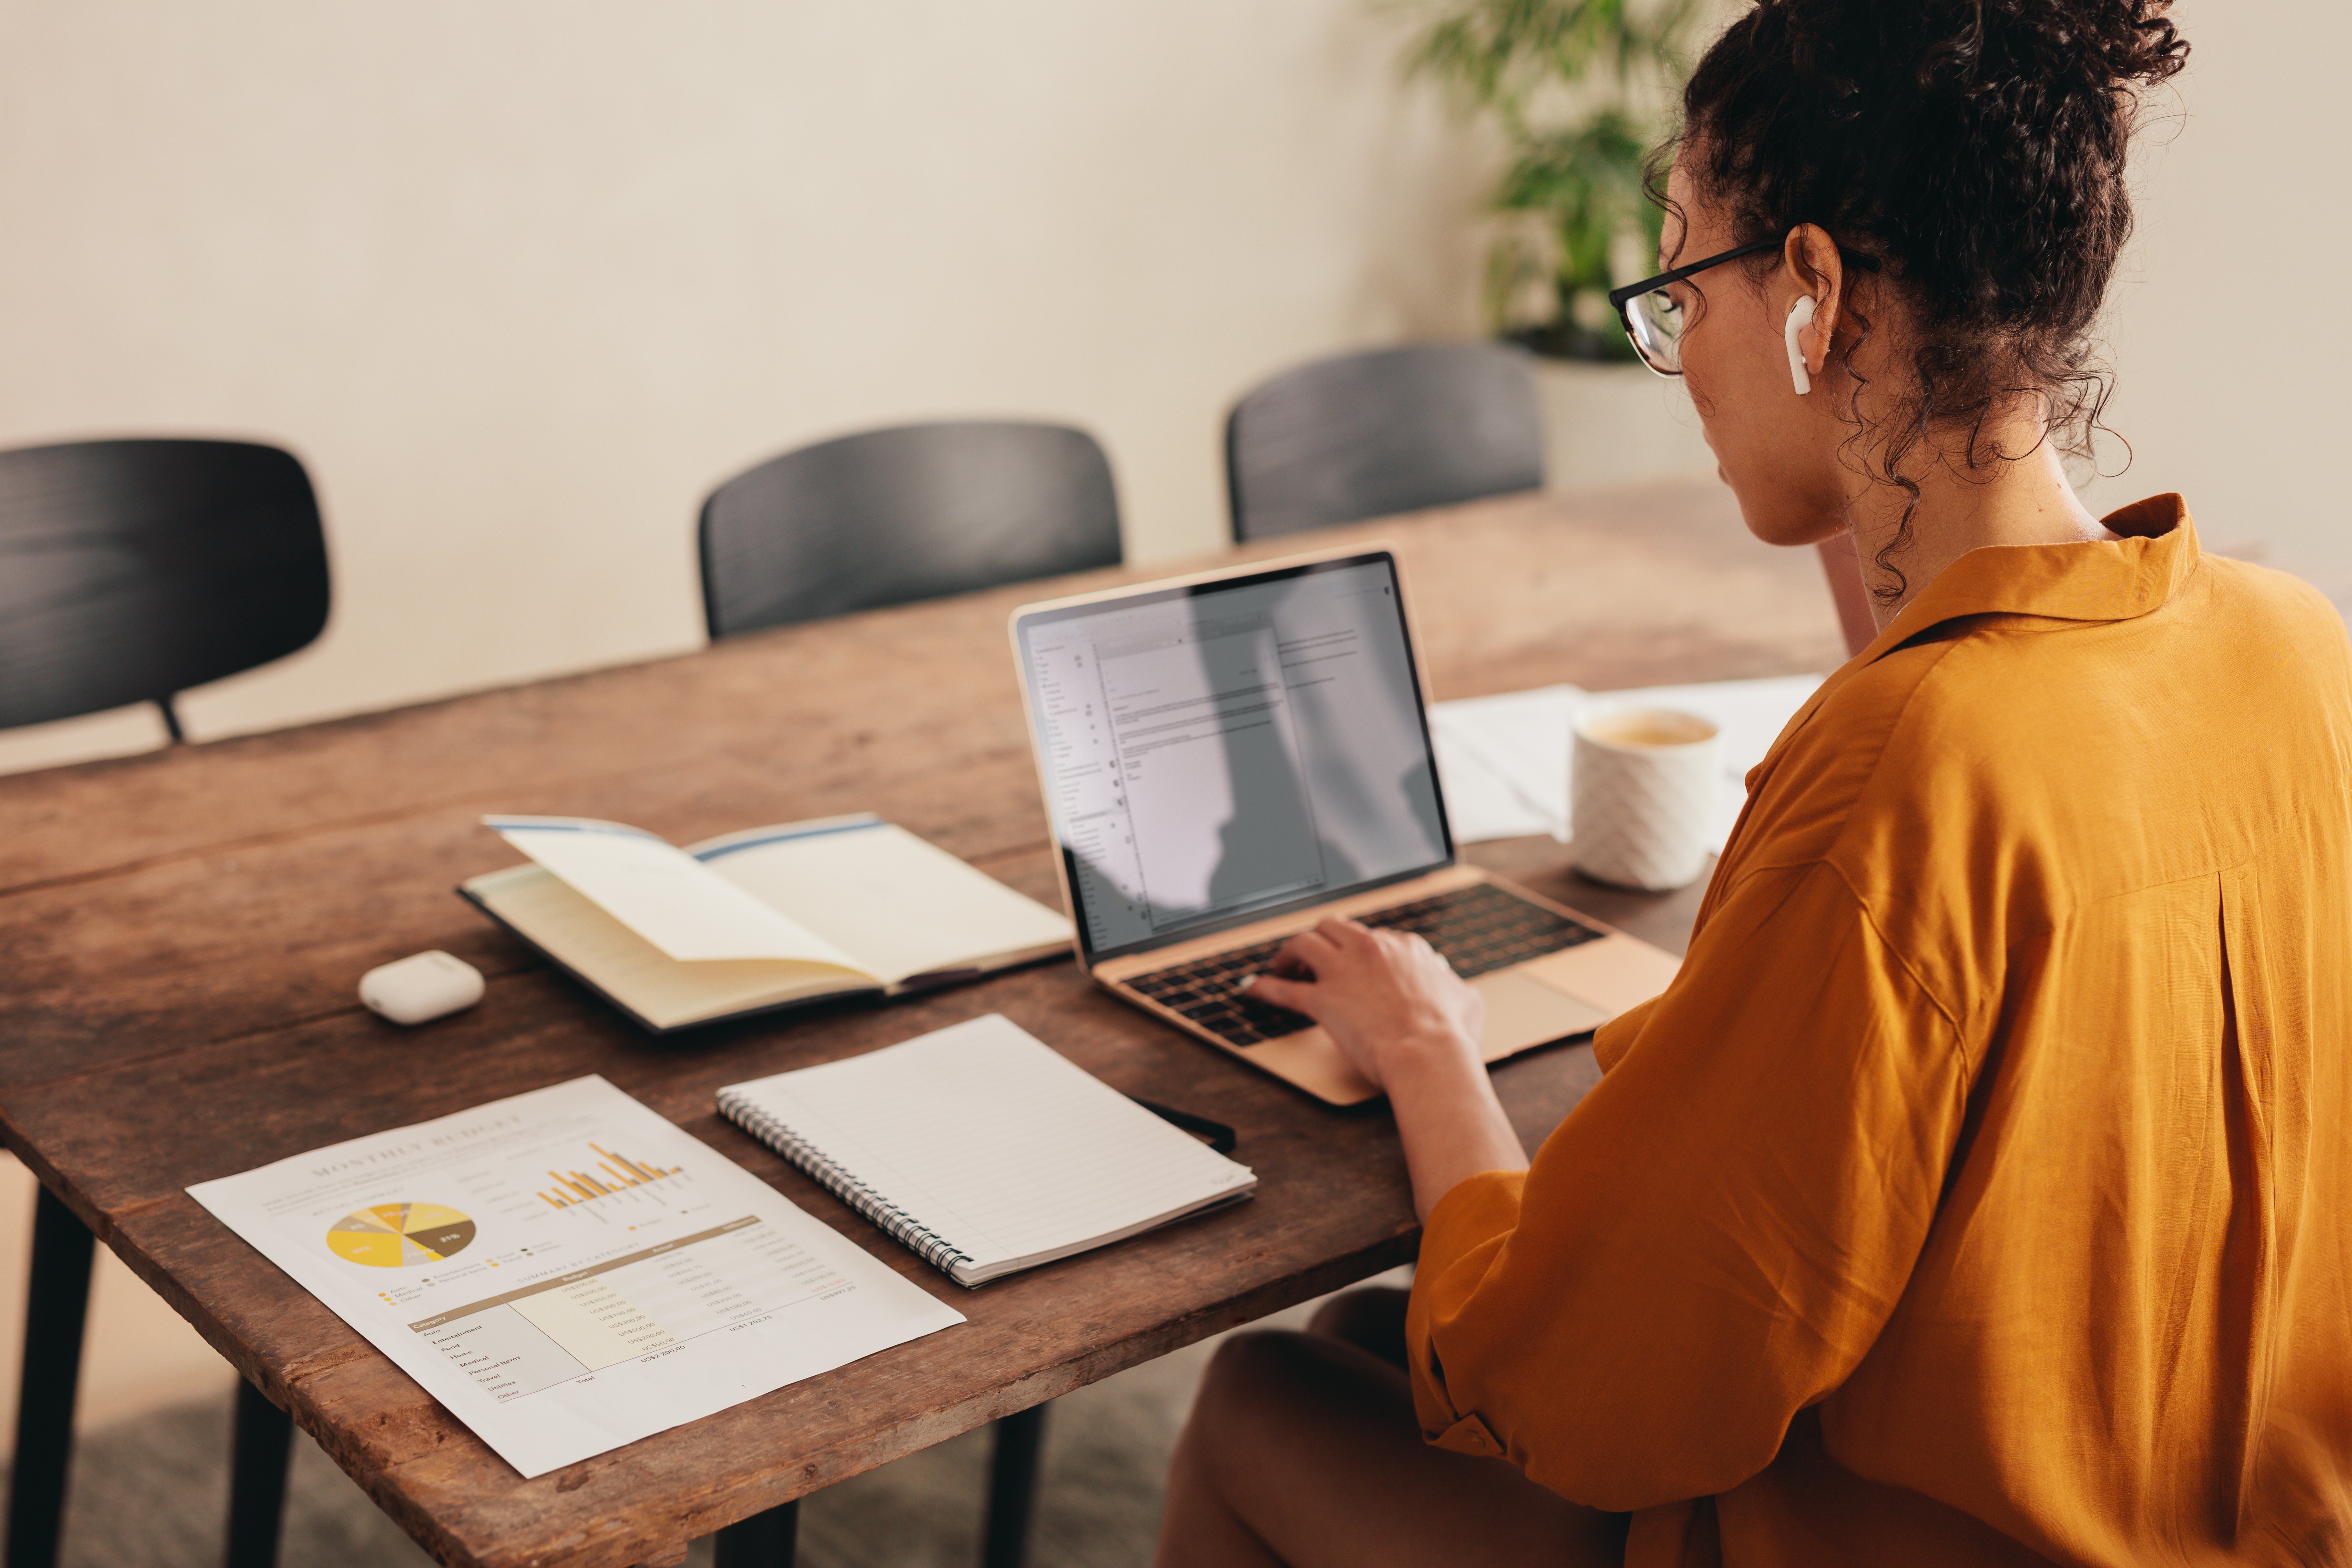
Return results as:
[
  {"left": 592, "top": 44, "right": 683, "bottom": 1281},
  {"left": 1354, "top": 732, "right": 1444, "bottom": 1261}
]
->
[
  {"left": 980, "top": 1402, "right": 1049, "bottom": 1568},
  {"left": 5, "top": 1182, "right": 95, "bottom": 1568},
  {"left": 713, "top": 1499, "right": 799, "bottom": 1568},
  {"left": 224, "top": 1377, "right": 292, "bottom": 1568}
]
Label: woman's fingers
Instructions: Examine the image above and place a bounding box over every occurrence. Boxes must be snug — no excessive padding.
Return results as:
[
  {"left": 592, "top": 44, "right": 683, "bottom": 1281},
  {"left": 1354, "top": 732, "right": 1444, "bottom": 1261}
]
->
[
  {"left": 1270, "top": 925, "right": 1342, "bottom": 980},
  {"left": 1238, "top": 971, "right": 1316, "bottom": 1014},
  {"left": 1261, "top": 921, "right": 1424, "bottom": 989},
  {"left": 1231, "top": 917, "right": 1490, "bottom": 1098},
  {"left": 1316, "top": 916, "right": 1376, "bottom": 949},
  {"left": 1252, "top": 925, "right": 1361, "bottom": 1011},
  {"left": 1254, "top": 920, "right": 1450, "bottom": 1005}
]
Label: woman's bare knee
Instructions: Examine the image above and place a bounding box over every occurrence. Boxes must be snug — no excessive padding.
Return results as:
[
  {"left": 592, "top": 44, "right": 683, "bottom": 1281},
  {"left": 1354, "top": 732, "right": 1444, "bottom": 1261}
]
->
[
  {"left": 1161, "top": 1332, "right": 1396, "bottom": 1568},
  {"left": 1306, "top": 1286, "right": 1410, "bottom": 1367},
  {"left": 1189, "top": 1330, "right": 1350, "bottom": 1442},
  {"left": 1166, "top": 1326, "right": 1619, "bottom": 1568},
  {"left": 1161, "top": 1337, "right": 1298, "bottom": 1568},
  {"left": 1195, "top": 1330, "right": 1286, "bottom": 1414}
]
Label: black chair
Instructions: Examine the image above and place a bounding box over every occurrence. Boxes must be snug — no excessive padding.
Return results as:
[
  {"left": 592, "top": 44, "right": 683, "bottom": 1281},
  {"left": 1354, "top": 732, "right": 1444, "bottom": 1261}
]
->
[
  {"left": 699, "top": 421, "right": 1110, "bottom": 1566},
  {"left": 0, "top": 438, "right": 331, "bottom": 740},
  {"left": 1224, "top": 342, "right": 1546, "bottom": 541},
  {"left": 699, "top": 420, "right": 1122, "bottom": 639},
  {"left": 1, "top": 437, "right": 328, "bottom": 1568}
]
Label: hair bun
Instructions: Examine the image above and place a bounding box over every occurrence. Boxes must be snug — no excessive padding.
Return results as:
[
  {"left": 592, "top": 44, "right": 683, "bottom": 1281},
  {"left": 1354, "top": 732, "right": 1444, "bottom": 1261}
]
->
[{"left": 1912, "top": 0, "right": 2188, "bottom": 103}]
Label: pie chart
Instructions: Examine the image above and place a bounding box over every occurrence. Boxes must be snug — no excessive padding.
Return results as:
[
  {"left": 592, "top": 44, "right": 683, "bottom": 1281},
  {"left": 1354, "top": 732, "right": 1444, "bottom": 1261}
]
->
[{"left": 326, "top": 1203, "right": 477, "bottom": 1268}]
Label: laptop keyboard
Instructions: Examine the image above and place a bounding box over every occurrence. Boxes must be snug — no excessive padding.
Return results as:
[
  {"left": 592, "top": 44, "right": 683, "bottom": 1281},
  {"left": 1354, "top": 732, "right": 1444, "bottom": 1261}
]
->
[{"left": 1123, "top": 882, "right": 1606, "bottom": 1049}]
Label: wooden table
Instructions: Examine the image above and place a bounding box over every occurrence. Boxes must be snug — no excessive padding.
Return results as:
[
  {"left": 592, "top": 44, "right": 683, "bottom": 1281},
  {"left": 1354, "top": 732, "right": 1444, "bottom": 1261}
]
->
[{"left": 0, "top": 481, "right": 1842, "bottom": 1568}]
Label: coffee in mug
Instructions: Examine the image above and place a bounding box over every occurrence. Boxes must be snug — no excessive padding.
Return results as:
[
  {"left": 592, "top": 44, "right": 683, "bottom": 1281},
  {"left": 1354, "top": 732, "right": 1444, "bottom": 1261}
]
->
[{"left": 1569, "top": 707, "right": 1720, "bottom": 891}]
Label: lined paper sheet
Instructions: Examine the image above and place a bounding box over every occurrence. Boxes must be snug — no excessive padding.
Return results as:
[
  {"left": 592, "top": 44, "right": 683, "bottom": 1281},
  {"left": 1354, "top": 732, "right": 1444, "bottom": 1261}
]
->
[
  {"left": 486, "top": 816, "right": 864, "bottom": 967},
  {"left": 458, "top": 864, "right": 878, "bottom": 1028},
  {"left": 1429, "top": 684, "right": 1588, "bottom": 841},
  {"left": 1428, "top": 675, "right": 1823, "bottom": 851},
  {"left": 720, "top": 1015, "right": 1255, "bottom": 1283},
  {"left": 693, "top": 817, "right": 1073, "bottom": 984}
]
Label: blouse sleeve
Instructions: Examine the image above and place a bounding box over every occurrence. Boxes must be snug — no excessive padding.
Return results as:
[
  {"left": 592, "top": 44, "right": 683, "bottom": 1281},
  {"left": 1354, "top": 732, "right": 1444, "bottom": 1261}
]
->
[{"left": 1403, "top": 858, "right": 1969, "bottom": 1509}]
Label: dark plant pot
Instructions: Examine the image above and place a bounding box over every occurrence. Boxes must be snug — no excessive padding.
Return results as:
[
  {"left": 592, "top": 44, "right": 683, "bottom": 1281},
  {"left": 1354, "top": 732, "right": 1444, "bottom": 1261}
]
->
[{"left": 1504, "top": 322, "right": 1639, "bottom": 365}]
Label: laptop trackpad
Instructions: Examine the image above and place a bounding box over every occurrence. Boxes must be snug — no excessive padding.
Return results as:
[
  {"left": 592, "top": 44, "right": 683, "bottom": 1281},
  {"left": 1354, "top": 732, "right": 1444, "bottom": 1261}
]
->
[
  {"left": 1517, "top": 935, "right": 1683, "bottom": 1017},
  {"left": 1472, "top": 970, "right": 1608, "bottom": 1063}
]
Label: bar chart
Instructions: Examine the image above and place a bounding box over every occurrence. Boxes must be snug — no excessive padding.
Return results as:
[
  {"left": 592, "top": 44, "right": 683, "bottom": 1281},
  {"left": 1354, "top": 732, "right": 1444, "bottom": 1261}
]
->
[{"left": 535, "top": 1142, "right": 688, "bottom": 1210}]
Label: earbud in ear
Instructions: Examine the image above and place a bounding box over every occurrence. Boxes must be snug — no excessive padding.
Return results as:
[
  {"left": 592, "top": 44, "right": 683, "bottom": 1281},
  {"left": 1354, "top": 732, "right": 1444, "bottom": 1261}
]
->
[{"left": 1785, "top": 296, "right": 1819, "bottom": 395}]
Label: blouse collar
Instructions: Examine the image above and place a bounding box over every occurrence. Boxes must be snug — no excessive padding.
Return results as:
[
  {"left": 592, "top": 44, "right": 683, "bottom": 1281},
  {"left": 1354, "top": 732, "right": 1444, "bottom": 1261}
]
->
[
  {"left": 1854, "top": 493, "right": 2200, "bottom": 662},
  {"left": 1764, "top": 496, "right": 2201, "bottom": 760}
]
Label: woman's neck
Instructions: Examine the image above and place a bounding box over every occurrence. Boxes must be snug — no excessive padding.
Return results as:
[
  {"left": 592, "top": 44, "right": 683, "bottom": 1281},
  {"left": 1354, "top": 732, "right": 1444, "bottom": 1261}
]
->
[{"left": 1847, "top": 435, "right": 2112, "bottom": 631}]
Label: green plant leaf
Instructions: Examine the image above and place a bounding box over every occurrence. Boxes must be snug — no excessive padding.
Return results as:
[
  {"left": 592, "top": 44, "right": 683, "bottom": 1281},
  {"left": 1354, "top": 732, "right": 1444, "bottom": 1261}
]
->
[{"left": 1404, "top": 0, "right": 1702, "bottom": 334}]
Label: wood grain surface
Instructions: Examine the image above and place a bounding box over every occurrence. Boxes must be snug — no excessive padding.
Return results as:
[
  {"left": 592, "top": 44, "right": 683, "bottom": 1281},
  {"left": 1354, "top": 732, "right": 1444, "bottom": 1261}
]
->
[{"left": 0, "top": 480, "right": 1840, "bottom": 1568}]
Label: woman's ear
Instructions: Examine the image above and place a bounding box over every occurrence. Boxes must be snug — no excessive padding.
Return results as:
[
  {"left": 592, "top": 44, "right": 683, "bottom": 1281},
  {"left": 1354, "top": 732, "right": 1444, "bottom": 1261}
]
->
[{"left": 1781, "top": 224, "right": 1844, "bottom": 376}]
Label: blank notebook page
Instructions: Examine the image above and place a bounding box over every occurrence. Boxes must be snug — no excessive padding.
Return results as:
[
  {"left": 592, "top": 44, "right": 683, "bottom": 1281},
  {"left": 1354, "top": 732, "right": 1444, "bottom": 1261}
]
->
[{"left": 721, "top": 1014, "right": 1255, "bottom": 1278}]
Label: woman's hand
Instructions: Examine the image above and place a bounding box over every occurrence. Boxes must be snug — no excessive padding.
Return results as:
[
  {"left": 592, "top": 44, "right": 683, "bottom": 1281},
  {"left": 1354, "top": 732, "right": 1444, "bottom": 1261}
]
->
[
  {"left": 1242, "top": 918, "right": 1485, "bottom": 1091},
  {"left": 1243, "top": 917, "right": 1526, "bottom": 1221}
]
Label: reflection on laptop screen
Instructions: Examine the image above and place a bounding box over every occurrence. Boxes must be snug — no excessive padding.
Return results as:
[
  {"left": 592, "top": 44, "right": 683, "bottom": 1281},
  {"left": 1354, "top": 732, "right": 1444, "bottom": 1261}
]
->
[{"left": 1018, "top": 554, "right": 1449, "bottom": 958}]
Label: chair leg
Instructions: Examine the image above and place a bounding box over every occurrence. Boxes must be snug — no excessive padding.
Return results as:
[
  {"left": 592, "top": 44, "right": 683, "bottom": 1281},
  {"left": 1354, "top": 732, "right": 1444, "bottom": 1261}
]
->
[
  {"left": 980, "top": 1402, "right": 1049, "bottom": 1568},
  {"left": 5, "top": 1183, "right": 96, "bottom": 1568},
  {"left": 712, "top": 1499, "right": 799, "bottom": 1568},
  {"left": 224, "top": 1377, "right": 292, "bottom": 1568}
]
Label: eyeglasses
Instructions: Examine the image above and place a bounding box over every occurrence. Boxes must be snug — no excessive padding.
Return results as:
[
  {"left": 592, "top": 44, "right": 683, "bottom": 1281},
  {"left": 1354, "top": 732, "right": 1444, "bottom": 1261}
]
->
[{"left": 1607, "top": 236, "right": 1882, "bottom": 378}]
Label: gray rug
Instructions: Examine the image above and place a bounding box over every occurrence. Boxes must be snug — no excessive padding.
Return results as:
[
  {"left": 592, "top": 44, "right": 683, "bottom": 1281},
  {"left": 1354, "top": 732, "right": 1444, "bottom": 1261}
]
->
[{"left": 28, "top": 1297, "right": 1338, "bottom": 1568}]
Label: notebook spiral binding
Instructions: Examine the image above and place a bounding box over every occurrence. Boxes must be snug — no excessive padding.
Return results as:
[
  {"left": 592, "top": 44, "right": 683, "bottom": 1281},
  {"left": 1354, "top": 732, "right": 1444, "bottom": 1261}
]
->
[{"left": 717, "top": 1090, "right": 977, "bottom": 1281}]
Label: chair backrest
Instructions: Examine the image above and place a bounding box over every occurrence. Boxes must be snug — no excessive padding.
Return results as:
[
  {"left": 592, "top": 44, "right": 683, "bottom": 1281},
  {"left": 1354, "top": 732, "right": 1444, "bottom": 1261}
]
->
[
  {"left": 698, "top": 421, "right": 1123, "bottom": 639},
  {"left": 0, "top": 438, "right": 331, "bottom": 737},
  {"left": 1225, "top": 343, "right": 1546, "bottom": 541}
]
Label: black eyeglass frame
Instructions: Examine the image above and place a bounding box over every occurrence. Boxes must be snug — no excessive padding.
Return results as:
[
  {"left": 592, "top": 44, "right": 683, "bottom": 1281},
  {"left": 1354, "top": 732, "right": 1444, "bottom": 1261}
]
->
[{"left": 1607, "top": 236, "right": 1884, "bottom": 377}]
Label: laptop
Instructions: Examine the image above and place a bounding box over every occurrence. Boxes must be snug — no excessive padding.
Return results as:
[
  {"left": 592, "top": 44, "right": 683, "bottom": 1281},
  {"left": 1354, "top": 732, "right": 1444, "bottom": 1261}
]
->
[{"left": 1009, "top": 543, "right": 1684, "bottom": 1105}]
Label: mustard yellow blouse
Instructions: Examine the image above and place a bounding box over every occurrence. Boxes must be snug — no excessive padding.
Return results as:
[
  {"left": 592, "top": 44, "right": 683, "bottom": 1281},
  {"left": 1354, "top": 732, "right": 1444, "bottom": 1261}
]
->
[{"left": 1406, "top": 498, "right": 2352, "bottom": 1565}]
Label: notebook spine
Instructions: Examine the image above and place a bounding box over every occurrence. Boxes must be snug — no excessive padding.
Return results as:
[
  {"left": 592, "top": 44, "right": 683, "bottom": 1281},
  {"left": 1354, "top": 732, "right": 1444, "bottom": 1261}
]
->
[{"left": 717, "top": 1090, "right": 976, "bottom": 1282}]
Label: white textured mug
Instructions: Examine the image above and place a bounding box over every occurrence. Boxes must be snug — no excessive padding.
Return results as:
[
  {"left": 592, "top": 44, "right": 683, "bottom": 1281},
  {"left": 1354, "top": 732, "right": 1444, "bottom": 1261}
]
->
[{"left": 1569, "top": 707, "right": 1721, "bottom": 891}]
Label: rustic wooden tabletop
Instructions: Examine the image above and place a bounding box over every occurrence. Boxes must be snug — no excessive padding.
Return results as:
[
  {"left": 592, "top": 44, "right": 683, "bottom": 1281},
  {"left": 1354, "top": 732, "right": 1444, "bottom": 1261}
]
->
[{"left": 0, "top": 480, "right": 1844, "bottom": 1568}]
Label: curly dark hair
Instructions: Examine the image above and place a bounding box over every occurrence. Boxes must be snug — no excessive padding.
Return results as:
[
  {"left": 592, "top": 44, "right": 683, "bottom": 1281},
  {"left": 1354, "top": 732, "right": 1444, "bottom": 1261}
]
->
[{"left": 1671, "top": 0, "right": 2189, "bottom": 596}]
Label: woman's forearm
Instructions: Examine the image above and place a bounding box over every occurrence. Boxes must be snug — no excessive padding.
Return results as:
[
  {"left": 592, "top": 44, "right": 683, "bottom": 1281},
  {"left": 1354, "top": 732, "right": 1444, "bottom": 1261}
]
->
[{"left": 1382, "top": 1043, "right": 1528, "bottom": 1223}]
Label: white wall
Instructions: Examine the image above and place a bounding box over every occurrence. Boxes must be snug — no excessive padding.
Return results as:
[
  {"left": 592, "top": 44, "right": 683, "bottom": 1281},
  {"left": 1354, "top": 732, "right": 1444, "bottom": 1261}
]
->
[
  {"left": 2085, "top": 1, "right": 2352, "bottom": 574},
  {"left": 3, "top": 3, "right": 2331, "bottom": 779},
  {"left": 0, "top": 0, "right": 1492, "bottom": 769}
]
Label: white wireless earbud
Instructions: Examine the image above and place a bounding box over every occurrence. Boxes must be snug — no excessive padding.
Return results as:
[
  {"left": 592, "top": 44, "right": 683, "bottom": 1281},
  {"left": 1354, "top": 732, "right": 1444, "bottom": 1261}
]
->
[{"left": 1785, "top": 296, "right": 1819, "bottom": 395}]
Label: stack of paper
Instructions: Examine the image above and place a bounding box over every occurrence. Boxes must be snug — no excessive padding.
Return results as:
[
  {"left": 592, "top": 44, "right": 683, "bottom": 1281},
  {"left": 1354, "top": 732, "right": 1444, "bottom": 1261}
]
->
[{"left": 1429, "top": 674, "right": 1824, "bottom": 851}]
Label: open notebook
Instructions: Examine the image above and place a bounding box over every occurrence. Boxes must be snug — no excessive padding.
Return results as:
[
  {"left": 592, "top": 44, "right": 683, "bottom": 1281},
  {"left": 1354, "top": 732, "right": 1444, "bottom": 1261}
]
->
[
  {"left": 717, "top": 1014, "right": 1257, "bottom": 1287},
  {"left": 460, "top": 814, "right": 1073, "bottom": 1032}
]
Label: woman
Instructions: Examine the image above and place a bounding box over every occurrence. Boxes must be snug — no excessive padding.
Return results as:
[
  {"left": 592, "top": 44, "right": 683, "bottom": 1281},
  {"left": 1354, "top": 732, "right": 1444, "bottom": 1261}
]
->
[{"left": 1155, "top": 3, "right": 2352, "bottom": 1565}]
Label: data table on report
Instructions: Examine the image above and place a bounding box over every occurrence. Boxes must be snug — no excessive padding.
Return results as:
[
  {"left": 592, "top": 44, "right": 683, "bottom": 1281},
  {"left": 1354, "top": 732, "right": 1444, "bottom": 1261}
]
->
[{"left": 189, "top": 1076, "right": 965, "bottom": 1477}]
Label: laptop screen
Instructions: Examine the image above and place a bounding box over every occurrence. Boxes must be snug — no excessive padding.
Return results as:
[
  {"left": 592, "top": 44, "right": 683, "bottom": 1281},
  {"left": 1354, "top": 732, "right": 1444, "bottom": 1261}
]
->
[{"left": 1015, "top": 550, "right": 1452, "bottom": 963}]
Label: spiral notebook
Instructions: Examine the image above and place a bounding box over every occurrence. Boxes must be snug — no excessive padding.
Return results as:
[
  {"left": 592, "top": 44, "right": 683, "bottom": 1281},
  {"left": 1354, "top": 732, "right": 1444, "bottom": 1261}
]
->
[{"left": 716, "top": 1014, "right": 1257, "bottom": 1287}]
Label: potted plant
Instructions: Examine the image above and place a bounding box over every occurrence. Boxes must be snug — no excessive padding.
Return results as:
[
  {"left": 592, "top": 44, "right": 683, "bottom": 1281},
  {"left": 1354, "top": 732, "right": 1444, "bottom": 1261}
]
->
[
  {"left": 1410, "top": 0, "right": 1703, "bottom": 357},
  {"left": 1409, "top": 0, "right": 1718, "bottom": 483}
]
